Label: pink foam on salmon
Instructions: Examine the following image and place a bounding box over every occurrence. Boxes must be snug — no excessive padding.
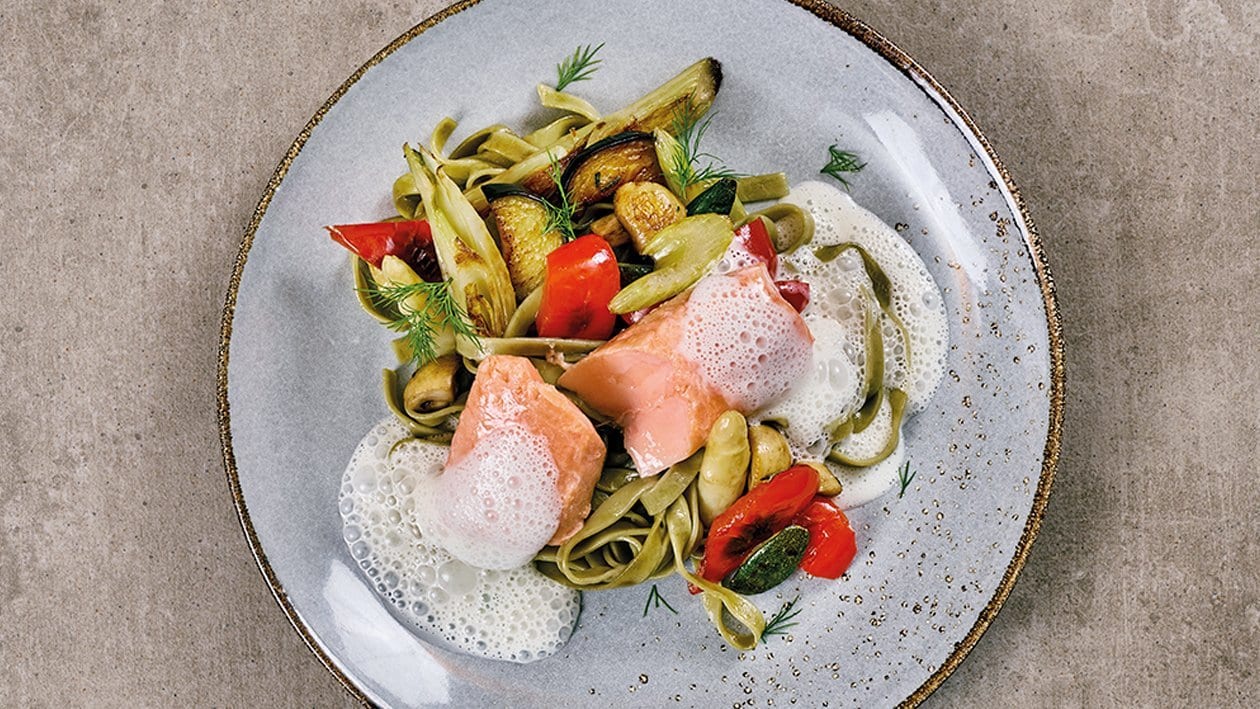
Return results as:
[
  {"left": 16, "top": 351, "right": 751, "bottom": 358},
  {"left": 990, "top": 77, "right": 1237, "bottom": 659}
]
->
[
  {"left": 559, "top": 265, "right": 813, "bottom": 476},
  {"left": 447, "top": 354, "right": 606, "bottom": 545}
]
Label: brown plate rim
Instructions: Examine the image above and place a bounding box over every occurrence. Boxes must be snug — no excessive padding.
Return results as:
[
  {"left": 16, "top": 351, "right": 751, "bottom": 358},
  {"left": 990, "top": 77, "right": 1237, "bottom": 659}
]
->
[{"left": 215, "top": 1, "right": 1065, "bottom": 705}]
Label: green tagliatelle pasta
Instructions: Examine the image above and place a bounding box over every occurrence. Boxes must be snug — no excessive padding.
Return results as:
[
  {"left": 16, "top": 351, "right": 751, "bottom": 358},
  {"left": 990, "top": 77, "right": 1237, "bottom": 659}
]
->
[
  {"left": 390, "top": 93, "right": 599, "bottom": 219},
  {"left": 808, "top": 241, "right": 914, "bottom": 470},
  {"left": 534, "top": 451, "right": 767, "bottom": 651},
  {"left": 536, "top": 84, "right": 602, "bottom": 122},
  {"left": 735, "top": 172, "right": 790, "bottom": 203},
  {"left": 744, "top": 203, "right": 815, "bottom": 253}
]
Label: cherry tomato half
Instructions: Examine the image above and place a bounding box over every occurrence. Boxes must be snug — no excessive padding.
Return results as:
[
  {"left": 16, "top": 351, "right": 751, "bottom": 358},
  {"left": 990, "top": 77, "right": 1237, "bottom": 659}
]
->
[
  {"left": 729, "top": 217, "right": 778, "bottom": 276},
  {"left": 326, "top": 219, "right": 440, "bottom": 281},
  {"left": 536, "top": 234, "right": 620, "bottom": 340},
  {"left": 697, "top": 464, "right": 820, "bottom": 586},
  {"left": 795, "top": 497, "right": 857, "bottom": 579}
]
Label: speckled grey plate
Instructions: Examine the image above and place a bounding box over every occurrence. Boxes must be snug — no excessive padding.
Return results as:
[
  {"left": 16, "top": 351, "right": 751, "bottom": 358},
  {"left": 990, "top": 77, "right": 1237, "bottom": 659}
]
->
[{"left": 217, "top": 0, "right": 1063, "bottom": 706}]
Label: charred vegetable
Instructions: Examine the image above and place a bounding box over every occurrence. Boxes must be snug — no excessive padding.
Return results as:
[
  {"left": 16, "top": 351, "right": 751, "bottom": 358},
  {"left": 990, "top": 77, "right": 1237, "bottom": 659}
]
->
[
  {"left": 613, "top": 181, "right": 685, "bottom": 252},
  {"left": 588, "top": 57, "right": 722, "bottom": 142},
  {"left": 686, "top": 177, "right": 738, "bottom": 216},
  {"left": 404, "top": 145, "right": 515, "bottom": 341},
  {"left": 561, "top": 132, "right": 662, "bottom": 210},
  {"left": 698, "top": 465, "right": 819, "bottom": 586},
  {"left": 484, "top": 184, "right": 564, "bottom": 300},
  {"left": 465, "top": 57, "right": 722, "bottom": 212}
]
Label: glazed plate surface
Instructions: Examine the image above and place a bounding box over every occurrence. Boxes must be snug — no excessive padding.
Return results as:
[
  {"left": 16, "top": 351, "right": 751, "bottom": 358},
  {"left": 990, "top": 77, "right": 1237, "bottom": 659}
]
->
[{"left": 219, "top": 0, "right": 1062, "bottom": 705}]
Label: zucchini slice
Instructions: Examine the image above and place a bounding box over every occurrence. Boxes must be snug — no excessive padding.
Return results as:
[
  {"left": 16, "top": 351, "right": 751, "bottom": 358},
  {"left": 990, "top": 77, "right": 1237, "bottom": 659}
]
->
[
  {"left": 723, "top": 525, "right": 809, "bottom": 595},
  {"left": 561, "top": 132, "right": 663, "bottom": 210},
  {"left": 686, "top": 177, "right": 738, "bottom": 216},
  {"left": 484, "top": 184, "right": 564, "bottom": 301}
]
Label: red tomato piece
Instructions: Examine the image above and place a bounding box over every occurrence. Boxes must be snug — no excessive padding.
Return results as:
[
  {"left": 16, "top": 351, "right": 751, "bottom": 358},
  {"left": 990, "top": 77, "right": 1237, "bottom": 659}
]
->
[
  {"left": 794, "top": 497, "right": 857, "bottom": 579},
  {"left": 696, "top": 465, "right": 820, "bottom": 588},
  {"left": 730, "top": 217, "right": 778, "bottom": 276},
  {"left": 536, "top": 234, "right": 620, "bottom": 340},
  {"left": 326, "top": 220, "right": 440, "bottom": 281},
  {"left": 775, "top": 279, "right": 811, "bottom": 312}
]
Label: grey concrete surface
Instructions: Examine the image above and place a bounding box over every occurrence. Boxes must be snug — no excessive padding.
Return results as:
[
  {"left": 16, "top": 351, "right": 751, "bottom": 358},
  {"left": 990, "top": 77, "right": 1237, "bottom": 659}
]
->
[{"left": 1, "top": 1, "right": 1256, "bottom": 706}]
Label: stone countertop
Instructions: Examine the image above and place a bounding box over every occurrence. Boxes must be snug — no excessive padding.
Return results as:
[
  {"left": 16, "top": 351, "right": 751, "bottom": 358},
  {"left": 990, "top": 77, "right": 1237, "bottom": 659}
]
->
[{"left": 1, "top": 1, "right": 1256, "bottom": 706}]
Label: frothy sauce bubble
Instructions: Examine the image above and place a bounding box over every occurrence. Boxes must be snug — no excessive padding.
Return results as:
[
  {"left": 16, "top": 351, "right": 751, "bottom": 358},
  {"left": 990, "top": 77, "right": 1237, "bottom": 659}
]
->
[{"left": 339, "top": 418, "right": 579, "bottom": 663}]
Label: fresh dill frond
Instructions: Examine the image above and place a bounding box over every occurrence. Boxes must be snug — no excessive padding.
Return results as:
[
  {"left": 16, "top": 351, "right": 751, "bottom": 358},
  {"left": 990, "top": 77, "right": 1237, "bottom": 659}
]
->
[
  {"left": 554, "top": 43, "right": 604, "bottom": 91},
  {"left": 669, "top": 99, "right": 740, "bottom": 195},
  {"left": 820, "top": 144, "right": 866, "bottom": 189},
  {"left": 643, "top": 583, "right": 678, "bottom": 617},
  {"left": 358, "top": 279, "right": 479, "bottom": 367},
  {"left": 761, "top": 595, "right": 803, "bottom": 640},
  {"left": 897, "top": 460, "right": 917, "bottom": 499},
  {"left": 542, "top": 150, "right": 578, "bottom": 241}
]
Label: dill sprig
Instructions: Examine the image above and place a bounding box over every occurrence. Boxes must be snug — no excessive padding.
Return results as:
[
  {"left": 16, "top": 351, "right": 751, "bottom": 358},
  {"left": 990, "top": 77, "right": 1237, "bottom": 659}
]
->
[
  {"left": 542, "top": 150, "right": 578, "bottom": 241},
  {"left": 554, "top": 43, "right": 604, "bottom": 91},
  {"left": 820, "top": 144, "right": 866, "bottom": 189},
  {"left": 669, "top": 100, "right": 739, "bottom": 195},
  {"left": 643, "top": 583, "right": 678, "bottom": 617},
  {"left": 358, "top": 279, "right": 479, "bottom": 367},
  {"left": 897, "top": 460, "right": 917, "bottom": 499},
  {"left": 761, "top": 595, "right": 803, "bottom": 640}
]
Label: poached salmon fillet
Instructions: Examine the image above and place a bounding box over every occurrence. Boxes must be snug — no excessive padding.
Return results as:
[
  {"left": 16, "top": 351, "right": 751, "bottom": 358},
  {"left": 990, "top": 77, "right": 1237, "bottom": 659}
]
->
[
  {"left": 421, "top": 355, "right": 605, "bottom": 570},
  {"left": 559, "top": 265, "right": 812, "bottom": 475}
]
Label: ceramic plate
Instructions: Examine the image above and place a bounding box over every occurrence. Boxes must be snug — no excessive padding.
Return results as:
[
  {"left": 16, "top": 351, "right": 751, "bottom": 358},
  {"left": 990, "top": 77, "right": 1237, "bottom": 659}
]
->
[{"left": 218, "top": 0, "right": 1063, "bottom": 705}]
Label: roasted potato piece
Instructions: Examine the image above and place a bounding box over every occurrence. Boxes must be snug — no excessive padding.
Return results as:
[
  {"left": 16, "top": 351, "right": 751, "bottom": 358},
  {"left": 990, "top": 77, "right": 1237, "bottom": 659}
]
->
[{"left": 614, "top": 182, "right": 685, "bottom": 252}]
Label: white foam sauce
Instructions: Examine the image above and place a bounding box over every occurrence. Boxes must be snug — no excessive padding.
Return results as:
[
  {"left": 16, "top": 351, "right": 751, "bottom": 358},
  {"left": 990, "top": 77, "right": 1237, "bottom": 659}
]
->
[
  {"left": 680, "top": 267, "right": 813, "bottom": 411},
  {"left": 761, "top": 181, "right": 948, "bottom": 508},
  {"left": 782, "top": 181, "right": 949, "bottom": 412},
  {"left": 339, "top": 418, "right": 579, "bottom": 663},
  {"left": 832, "top": 443, "right": 908, "bottom": 510},
  {"left": 413, "top": 424, "right": 562, "bottom": 571},
  {"left": 759, "top": 312, "right": 864, "bottom": 454}
]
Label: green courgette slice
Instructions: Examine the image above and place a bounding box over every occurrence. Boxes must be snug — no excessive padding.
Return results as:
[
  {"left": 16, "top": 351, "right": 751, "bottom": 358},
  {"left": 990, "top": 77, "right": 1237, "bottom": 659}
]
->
[
  {"left": 561, "top": 131, "right": 661, "bottom": 209},
  {"left": 686, "top": 177, "right": 738, "bottom": 216},
  {"left": 723, "top": 525, "right": 810, "bottom": 595},
  {"left": 486, "top": 186, "right": 564, "bottom": 300}
]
